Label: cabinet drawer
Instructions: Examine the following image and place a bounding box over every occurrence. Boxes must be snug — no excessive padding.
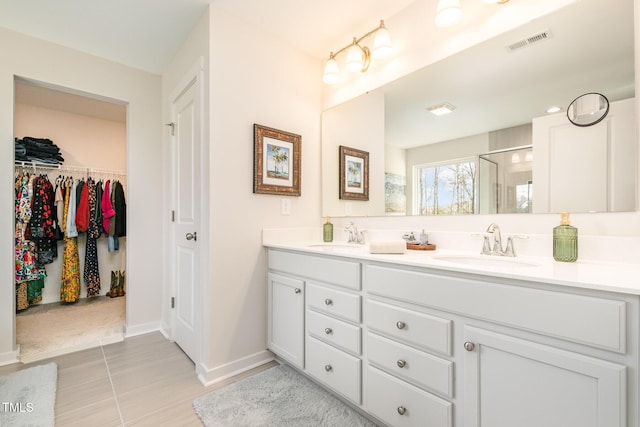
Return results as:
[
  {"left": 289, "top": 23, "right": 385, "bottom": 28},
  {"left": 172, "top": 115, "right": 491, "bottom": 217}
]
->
[
  {"left": 307, "top": 283, "right": 361, "bottom": 323},
  {"left": 367, "top": 332, "right": 453, "bottom": 398},
  {"left": 366, "top": 264, "right": 626, "bottom": 353},
  {"left": 366, "top": 366, "right": 453, "bottom": 427},
  {"left": 306, "top": 336, "right": 361, "bottom": 404},
  {"left": 308, "top": 310, "right": 361, "bottom": 355},
  {"left": 367, "top": 300, "right": 452, "bottom": 356},
  {"left": 269, "top": 249, "right": 361, "bottom": 290}
]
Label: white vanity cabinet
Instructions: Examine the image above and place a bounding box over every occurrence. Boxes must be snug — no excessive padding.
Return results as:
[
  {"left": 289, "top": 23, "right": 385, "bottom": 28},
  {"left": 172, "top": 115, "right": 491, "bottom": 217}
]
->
[
  {"left": 267, "top": 272, "right": 304, "bottom": 369},
  {"left": 267, "top": 249, "right": 364, "bottom": 404},
  {"left": 365, "top": 262, "right": 636, "bottom": 427},
  {"left": 266, "top": 247, "right": 639, "bottom": 427}
]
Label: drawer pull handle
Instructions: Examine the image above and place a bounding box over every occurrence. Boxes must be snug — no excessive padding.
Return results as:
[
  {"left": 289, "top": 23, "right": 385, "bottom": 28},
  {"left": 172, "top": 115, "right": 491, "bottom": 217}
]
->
[
  {"left": 324, "top": 364, "right": 333, "bottom": 372},
  {"left": 325, "top": 298, "right": 333, "bottom": 306},
  {"left": 464, "top": 341, "right": 476, "bottom": 352},
  {"left": 324, "top": 328, "right": 333, "bottom": 335},
  {"left": 397, "top": 406, "right": 407, "bottom": 416},
  {"left": 396, "top": 321, "right": 406, "bottom": 330},
  {"left": 397, "top": 359, "right": 407, "bottom": 368},
  {"left": 294, "top": 288, "right": 301, "bottom": 294}
]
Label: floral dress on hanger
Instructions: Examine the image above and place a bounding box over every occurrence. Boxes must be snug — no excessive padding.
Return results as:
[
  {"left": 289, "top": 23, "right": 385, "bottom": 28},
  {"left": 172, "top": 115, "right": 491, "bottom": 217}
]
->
[
  {"left": 15, "top": 175, "right": 46, "bottom": 310},
  {"left": 84, "top": 178, "right": 101, "bottom": 297},
  {"left": 60, "top": 177, "right": 81, "bottom": 303}
]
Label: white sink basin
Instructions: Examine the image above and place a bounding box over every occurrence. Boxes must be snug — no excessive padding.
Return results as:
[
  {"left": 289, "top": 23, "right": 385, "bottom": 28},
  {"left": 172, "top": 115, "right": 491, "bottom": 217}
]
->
[{"left": 432, "top": 254, "right": 540, "bottom": 268}]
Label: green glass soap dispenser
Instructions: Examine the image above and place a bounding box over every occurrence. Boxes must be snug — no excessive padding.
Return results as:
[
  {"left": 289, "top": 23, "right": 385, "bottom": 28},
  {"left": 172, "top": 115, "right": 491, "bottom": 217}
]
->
[
  {"left": 323, "top": 217, "right": 333, "bottom": 242},
  {"left": 553, "top": 212, "right": 578, "bottom": 262}
]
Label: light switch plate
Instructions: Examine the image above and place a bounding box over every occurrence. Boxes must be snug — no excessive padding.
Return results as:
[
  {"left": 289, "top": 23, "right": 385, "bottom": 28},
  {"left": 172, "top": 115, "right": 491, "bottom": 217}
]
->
[{"left": 281, "top": 198, "right": 291, "bottom": 215}]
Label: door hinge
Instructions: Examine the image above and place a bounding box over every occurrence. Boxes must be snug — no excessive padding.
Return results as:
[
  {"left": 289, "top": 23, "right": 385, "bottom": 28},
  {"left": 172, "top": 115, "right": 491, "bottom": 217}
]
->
[
  {"left": 171, "top": 297, "right": 175, "bottom": 308},
  {"left": 171, "top": 210, "right": 175, "bottom": 222},
  {"left": 165, "top": 122, "right": 175, "bottom": 136}
]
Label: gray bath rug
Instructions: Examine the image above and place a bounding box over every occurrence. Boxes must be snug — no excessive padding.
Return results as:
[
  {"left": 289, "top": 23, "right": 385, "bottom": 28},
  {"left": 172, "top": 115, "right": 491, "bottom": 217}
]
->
[
  {"left": 193, "top": 364, "right": 378, "bottom": 426},
  {"left": 0, "top": 362, "right": 57, "bottom": 427}
]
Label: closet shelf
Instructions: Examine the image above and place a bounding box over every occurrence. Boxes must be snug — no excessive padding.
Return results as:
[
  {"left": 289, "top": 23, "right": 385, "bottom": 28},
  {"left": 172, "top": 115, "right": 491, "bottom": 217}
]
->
[{"left": 14, "top": 161, "right": 126, "bottom": 177}]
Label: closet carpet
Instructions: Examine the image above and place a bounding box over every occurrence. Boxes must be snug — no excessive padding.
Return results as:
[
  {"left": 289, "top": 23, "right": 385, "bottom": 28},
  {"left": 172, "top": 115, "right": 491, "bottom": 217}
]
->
[{"left": 16, "top": 296, "right": 125, "bottom": 363}]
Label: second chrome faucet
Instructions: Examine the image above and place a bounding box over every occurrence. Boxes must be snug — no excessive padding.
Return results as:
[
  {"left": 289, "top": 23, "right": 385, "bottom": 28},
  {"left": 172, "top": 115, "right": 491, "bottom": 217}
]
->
[{"left": 483, "top": 223, "right": 525, "bottom": 257}]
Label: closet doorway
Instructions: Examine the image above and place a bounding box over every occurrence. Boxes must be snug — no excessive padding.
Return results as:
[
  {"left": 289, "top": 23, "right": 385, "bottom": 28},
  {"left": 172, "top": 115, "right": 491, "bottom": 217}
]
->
[{"left": 13, "top": 78, "right": 128, "bottom": 362}]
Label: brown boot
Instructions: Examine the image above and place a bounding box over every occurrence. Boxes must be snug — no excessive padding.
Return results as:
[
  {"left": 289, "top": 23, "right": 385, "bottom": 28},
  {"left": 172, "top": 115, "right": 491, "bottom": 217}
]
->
[
  {"left": 117, "top": 271, "right": 126, "bottom": 297},
  {"left": 107, "top": 271, "right": 118, "bottom": 298}
]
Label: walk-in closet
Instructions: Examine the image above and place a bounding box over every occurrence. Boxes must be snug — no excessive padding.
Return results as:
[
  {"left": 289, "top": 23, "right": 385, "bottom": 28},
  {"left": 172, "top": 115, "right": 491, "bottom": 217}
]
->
[{"left": 13, "top": 78, "right": 127, "bottom": 362}]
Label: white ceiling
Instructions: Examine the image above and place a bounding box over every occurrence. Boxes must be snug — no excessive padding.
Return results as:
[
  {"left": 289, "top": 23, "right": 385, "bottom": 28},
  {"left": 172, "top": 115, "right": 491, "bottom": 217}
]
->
[{"left": 0, "top": 0, "right": 416, "bottom": 74}]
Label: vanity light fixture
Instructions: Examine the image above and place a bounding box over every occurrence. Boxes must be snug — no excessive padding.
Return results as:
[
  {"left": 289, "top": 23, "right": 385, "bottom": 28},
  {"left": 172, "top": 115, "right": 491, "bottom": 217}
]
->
[
  {"left": 546, "top": 106, "right": 562, "bottom": 114},
  {"left": 511, "top": 153, "right": 521, "bottom": 163},
  {"left": 428, "top": 102, "right": 456, "bottom": 116},
  {"left": 322, "top": 20, "right": 391, "bottom": 84}
]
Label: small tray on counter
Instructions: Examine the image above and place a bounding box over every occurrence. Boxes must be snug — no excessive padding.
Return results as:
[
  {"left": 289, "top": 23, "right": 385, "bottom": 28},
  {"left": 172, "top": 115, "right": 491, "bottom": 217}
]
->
[{"left": 406, "top": 243, "right": 436, "bottom": 251}]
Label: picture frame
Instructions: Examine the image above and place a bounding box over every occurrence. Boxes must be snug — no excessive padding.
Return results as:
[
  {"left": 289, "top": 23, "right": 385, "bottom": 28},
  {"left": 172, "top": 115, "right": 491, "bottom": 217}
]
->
[
  {"left": 339, "top": 145, "right": 369, "bottom": 201},
  {"left": 253, "top": 124, "right": 301, "bottom": 196}
]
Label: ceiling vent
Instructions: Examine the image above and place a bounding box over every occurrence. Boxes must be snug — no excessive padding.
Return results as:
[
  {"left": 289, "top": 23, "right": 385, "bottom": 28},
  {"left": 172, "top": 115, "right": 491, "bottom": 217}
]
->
[{"left": 506, "top": 29, "right": 552, "bottom": 52}]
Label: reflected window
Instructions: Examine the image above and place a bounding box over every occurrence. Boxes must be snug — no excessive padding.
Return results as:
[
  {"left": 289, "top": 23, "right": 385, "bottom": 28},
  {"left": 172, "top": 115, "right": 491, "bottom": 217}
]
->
[{"left": 413, "top": 159, "right": 476, "bottom": 215}]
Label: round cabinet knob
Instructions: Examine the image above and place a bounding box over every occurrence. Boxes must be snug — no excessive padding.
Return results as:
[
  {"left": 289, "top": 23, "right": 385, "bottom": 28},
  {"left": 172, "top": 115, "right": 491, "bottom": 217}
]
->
[
  {"left": 294, "top": 288, "right": 301, "bottom": 294},
  {"left": 324, "top": 364, "right": 333, "bottom": 372},
  {"left": 324, "top": 328, "right": 333, "bottom": 335},
  {"left": 396, "top": 359, "right": 407, "bottom": 368},
  {"left": 397, "top": 406, "right": 407, "bottom": 416},
  {"left": 464, "top": 341, "right": 476, "bottom": 352},
  {"left": 324, "top": 298, "right": 333, "bottom": 306},
  {"left": 396, "top": 321, "right": 406, "bottom": 330}
]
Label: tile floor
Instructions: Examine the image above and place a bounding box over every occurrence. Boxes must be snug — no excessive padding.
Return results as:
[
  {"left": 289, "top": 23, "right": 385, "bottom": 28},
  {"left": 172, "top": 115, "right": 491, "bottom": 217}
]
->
[{"left": 0, "top": 331, "right": 277, "bottom": 426}]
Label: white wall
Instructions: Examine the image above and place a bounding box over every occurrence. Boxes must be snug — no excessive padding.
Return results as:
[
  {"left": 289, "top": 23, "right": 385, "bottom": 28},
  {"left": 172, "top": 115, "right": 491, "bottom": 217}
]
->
[
  {"left": 0, "top": 28, "right": 162, "bottom": 363},
  {"left": 203, "top": 5, "right": 323, "bottom": 381}
]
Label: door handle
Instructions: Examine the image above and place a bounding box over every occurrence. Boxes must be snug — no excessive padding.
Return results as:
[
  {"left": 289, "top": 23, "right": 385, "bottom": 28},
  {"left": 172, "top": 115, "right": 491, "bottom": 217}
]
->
[{"left": 186, "top": 232, "right": 197, "bottom": 241}]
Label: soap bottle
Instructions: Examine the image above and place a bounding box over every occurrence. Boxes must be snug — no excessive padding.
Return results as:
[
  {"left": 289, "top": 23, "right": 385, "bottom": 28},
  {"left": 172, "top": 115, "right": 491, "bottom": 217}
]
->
[
  {"left": 553, "top": 212, "right": 578, "bottom": 262},
  {"left": 323, "top": 217, "right": 333, "bottom": 242}
]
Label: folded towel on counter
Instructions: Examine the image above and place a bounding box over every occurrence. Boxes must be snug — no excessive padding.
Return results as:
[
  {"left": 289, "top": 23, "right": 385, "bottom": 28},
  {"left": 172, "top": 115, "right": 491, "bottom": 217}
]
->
[{"left": 369, "top": 240, "right": 407, "bottom": 254}]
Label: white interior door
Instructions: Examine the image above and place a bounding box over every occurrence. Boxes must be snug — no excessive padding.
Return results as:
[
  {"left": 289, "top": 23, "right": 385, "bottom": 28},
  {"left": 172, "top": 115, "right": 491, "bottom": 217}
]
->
[{"left": 170, "top": 65, "right": 202, "bottom": 363}]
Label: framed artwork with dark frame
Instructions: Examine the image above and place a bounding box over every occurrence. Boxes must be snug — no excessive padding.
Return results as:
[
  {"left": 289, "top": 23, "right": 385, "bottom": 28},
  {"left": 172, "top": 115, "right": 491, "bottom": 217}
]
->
[
  {"left": 339, "top": 145, "right": 369, "bottom": 201},
  {"left": 253, "top": 124, "right": 301, "bottom": 196}
]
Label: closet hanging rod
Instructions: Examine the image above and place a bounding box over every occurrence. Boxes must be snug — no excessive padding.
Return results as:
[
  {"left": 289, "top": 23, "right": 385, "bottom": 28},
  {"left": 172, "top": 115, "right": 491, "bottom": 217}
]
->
[{"left": 14, "top": 161, "right": 126, "bottom": 177}]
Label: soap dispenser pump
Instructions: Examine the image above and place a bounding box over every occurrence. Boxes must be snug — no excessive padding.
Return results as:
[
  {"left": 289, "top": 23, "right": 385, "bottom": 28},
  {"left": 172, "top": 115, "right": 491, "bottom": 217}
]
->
[
  {"left": 553, "top": 212, "right": 578, "bottom": 262},
  {"left": 323, "top": 217, "right": 333, "bottom": 242}
]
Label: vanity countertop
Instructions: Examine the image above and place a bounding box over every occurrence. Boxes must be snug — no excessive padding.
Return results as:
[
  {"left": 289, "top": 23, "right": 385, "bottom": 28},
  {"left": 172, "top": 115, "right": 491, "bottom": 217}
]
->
[{"left": 264, "top": 241, "right": 640, "bottom": 296}]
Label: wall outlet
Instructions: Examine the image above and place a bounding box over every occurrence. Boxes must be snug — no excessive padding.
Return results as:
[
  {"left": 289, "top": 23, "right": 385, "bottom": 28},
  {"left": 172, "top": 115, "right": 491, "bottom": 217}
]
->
[{"left": 281, "top": 198, "right": 291, "bottom": 216}]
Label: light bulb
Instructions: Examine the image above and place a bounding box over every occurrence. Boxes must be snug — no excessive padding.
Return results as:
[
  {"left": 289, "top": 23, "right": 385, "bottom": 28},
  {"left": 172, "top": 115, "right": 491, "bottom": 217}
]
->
[
  {"left": 372, "top": 22, "right": 392, "bottom": 58},
  {"left": 435, "top": 0, "right": 462, "bottom": 28},
  {"left": 511, "top": 153, "right": 521, "bottom": 163},
  {"left": 323, "top": 55, "right": 339, "bottom": 84},
  {"left": 345, "top": 39, "right": 364, "bottom": 72}
]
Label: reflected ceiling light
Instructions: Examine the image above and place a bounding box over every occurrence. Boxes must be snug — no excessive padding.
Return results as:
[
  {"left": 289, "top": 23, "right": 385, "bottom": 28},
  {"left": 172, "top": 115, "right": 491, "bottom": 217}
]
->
[
  {"left": 436, "top": 0, "right": 509, "bottom": 27},
  {"left": 428, "top": 102, "right": 456, "bottom": 116},
  {"left": 525, "top": 151, "right": 533, "bottom": 162},
  {"left": 322, "top": 20, "right": 391, "bottom": 84},
  {"left": 546, "top": 106, "right": 562, "bottom": 114},
  {"left": 511, "top": 153, "right": 521, "bottom": 163},
  {"left": 436, "top": 0, "right": 462, "bottom": 28}
]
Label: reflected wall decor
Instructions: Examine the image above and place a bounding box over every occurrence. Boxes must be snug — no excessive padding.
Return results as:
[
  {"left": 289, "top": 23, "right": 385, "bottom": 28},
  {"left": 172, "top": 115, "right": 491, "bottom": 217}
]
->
[{"left": 339, "top": 145, "right": 369, "bottom": 201}]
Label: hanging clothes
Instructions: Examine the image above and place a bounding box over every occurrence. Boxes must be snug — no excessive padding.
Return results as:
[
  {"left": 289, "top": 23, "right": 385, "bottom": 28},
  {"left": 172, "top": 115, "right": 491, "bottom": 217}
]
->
[
  {"left": 28, "top": 175, "right": 57, "bottom": 266},
  {"left": 60, "top": 177, "right": 81, "bottom": 303},
  {"left": 84, "top": 178, "right": 101, "bottom": 297},
  {"left": 15, "top": 174, "right": 46, "bottom": 310}
]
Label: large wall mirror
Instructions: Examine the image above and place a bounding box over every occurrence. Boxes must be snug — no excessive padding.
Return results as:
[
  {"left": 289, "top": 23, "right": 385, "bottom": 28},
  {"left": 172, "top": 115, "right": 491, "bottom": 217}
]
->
[{"left": 322, "top": 0, "right": 636, "bottom": 217}]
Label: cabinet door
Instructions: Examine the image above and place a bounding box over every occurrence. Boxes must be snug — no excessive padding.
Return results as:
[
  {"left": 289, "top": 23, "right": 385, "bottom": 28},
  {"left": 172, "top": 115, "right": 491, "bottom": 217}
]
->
[
  {"left": 464, "top": 326, "right": 626, "bottom": 427},
  {"left": 268, "top": 273, "right": 304, "bottom": 369}
]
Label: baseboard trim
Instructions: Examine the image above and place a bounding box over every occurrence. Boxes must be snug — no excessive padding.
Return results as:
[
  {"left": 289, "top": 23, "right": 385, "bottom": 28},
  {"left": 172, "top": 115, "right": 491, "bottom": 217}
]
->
[
  {"left": 0, "top": 347, "right": 20, "bottom": 366},
  {"left": 197, "top": 350, "right": 275, "bottom": 386},
  {"left": 124, "top": 321, "right": 162, "bottom": 338}
]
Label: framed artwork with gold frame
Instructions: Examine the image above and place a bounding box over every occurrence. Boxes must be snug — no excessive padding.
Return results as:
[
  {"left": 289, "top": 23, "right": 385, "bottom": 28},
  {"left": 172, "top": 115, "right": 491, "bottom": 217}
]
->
[{"left": 253, "top": 124, "right": 301, "bottom": 196}]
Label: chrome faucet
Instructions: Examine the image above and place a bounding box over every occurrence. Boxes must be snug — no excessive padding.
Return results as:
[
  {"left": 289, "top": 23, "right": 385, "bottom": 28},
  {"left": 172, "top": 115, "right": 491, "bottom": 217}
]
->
[
  {"left": 345, "top": 222, "right": 365, "bottom": 244},
  {"left": 486, "top": 223, "right": 504, "bottom": 255},
  {"left": 482, "top": 223, "right": 525, "bottom": 257}
]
